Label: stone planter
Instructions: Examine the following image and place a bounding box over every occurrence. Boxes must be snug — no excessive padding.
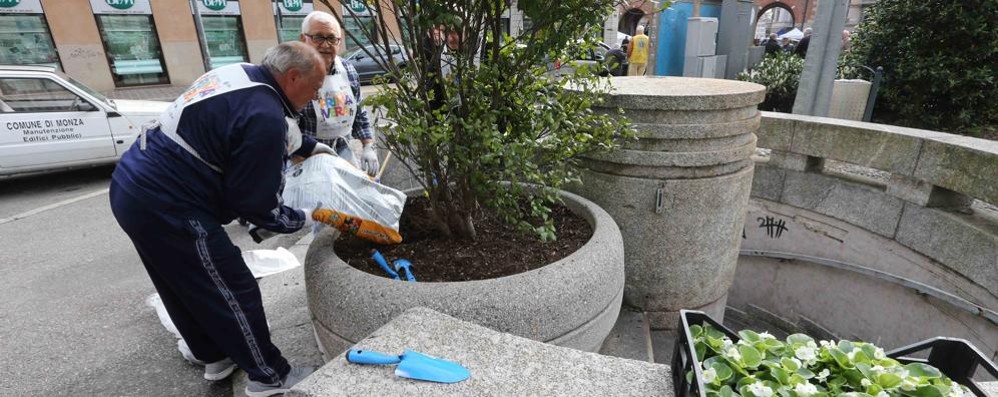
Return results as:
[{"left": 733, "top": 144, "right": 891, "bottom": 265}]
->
[
  {"left": 304, "top": 188, "right": 625, "bottom": 359},
  {"left": 574, "top": 76, "right": 765, "bottom": 329}
]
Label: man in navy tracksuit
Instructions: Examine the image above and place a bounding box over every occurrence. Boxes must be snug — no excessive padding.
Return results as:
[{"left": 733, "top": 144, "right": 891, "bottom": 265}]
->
[{"left": 110, "top": 42, "right": 332, "bottom": 396}]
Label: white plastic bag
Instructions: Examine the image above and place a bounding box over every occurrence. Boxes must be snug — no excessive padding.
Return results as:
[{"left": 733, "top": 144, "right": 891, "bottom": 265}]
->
[
  {"left": 241, "top": 247, "right": 301, "bottom": 278},
  {"left": 283, "top": 154, "right": 406, "bottom": 244}
]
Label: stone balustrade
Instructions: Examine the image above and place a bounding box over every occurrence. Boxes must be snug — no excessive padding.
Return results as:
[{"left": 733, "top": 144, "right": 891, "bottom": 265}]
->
[{"left": 741, "top": 111, "right": 997, "bottom": 357}]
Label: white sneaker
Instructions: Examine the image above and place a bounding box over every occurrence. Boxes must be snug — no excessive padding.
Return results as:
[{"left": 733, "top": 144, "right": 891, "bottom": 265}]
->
[
  {"left": 245, "top": 367, "right": 316, "bottom": 397},
  {"left": 204, "top": 358, "right": 237, "bottom": 381}
]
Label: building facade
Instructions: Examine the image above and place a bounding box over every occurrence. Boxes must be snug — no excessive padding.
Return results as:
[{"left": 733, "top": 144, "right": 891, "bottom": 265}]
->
[
  {"left": 754, "top": 0, "right": 874, "bottom": 36},
  {"left": 0, "top": 0, "right": 403, "bottom": 91}
]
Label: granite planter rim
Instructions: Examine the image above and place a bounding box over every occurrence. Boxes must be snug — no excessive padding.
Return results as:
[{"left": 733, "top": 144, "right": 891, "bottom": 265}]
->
[{"left": 304, "top": 185, "right": 626, "bottom": 355}]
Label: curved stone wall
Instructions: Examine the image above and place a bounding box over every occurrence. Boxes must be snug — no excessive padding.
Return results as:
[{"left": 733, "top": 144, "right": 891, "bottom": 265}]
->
[{"left": 731, "top": 111, "right": 998, "bottom": 359}]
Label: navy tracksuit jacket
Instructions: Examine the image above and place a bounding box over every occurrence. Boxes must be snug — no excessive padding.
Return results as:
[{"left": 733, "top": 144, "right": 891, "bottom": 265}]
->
[{"left": 109, "top": 64, "right": 317, "bottom": 384}]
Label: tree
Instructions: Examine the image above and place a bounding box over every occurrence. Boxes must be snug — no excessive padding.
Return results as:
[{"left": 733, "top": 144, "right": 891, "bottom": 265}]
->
[
  {"left": 844, "top": 0, "right": 998, "bottom": 135},
  {"left": 320, "top": 0, "right": 634, "bottom": 240}
]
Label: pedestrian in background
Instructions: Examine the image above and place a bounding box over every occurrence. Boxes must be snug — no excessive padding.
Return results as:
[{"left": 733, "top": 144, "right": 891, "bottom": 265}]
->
[
  {"left": 606, "top": 39, "right": 628, "bottom": 76},
  {"left": 795, "top": 27, "right": 813, "bottom": 57},
  {"left": 765, "top": 33, "right": 781, "bottom": 55},
  {"left": 781, "top": 37, "right": 795, "bottom": 53},
  {"left": 627, "top": 25, "right": 649, "bottom": 76}
]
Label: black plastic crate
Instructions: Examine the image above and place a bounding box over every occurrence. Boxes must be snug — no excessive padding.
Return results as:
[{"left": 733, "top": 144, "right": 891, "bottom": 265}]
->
[{"left": 672, "top": 309, "right": 998, "bottom": 397}]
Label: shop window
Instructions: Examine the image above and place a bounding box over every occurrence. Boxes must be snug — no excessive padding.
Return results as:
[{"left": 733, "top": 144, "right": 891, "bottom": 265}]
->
[
  {"left": 0, "top": 13, "right": 60, "bottom": 69},
  {"left": 95, "top": 14, "right": 169, "bottom": 87},
  {"left": 201, "top": 15, "right": 249, "bottom": 69},
  {"left": 278, "top": 15, "right": 305, "bottom": 43},
  {"left": 343, "top": 14, "right": 374, "bottom": 51}
]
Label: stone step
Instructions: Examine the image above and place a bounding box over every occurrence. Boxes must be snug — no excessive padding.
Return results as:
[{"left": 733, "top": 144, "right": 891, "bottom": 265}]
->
[{"left": 598, "top": 307, "right": 654, "bottom": 363}]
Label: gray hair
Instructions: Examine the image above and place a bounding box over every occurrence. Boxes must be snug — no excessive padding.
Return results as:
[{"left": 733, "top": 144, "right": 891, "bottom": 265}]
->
[
  {"left": 261, "top": 41, "right": 321, "bottom": 77},
  {"left": 301, "top": 10, "right": 340, "bottom": 34}
]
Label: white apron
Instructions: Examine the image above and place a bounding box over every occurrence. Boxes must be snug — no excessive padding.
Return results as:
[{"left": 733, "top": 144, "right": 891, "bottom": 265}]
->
[
  {"left": 313, "top": 57, "right": 357, "bottom": 141},
  {"left": 142, "top": 63, "right": 299, "bottom": 173}
]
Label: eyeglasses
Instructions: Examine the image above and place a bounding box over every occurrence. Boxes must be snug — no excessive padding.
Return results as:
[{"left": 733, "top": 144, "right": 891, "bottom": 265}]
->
[{"left": 304, "top": 33, "right": 342, "bottom": 46}]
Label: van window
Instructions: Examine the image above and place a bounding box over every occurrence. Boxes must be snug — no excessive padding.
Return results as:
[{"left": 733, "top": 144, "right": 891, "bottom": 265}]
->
[{"left": 0, "top": 78, "right": 98, "bottom": 113}]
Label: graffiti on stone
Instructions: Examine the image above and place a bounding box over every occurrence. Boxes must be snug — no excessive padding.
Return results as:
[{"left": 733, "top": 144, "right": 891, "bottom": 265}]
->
[{"left": 757, "top": 216, "right": 788, "bottom": 238}]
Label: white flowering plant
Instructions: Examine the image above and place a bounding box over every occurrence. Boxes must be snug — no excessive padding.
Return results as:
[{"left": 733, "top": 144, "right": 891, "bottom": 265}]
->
[{"left": 689, "top": 324, "right": 973, "bottom": 397}]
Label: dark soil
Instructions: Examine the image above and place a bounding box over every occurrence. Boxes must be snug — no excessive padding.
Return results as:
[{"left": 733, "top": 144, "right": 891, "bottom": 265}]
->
[{"left": 334, "top": 197, "right": 592, "bottom": 282}]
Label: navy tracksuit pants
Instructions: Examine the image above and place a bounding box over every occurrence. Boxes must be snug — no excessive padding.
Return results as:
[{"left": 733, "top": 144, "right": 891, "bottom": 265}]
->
[{"left": 109, "top": 182, "right": 290, "bottom": 384}]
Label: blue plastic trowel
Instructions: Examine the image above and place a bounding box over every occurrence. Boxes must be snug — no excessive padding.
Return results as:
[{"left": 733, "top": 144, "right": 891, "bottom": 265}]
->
[
  {"left": 346, "top": 349, "right": 470, "bottom": 383},
  {"left": 371, "top": 250, "right": 416, "bottom": 282}
]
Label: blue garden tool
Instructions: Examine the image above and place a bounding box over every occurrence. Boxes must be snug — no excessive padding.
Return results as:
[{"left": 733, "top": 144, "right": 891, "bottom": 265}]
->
[
  {"left": 370, "top": 250, "right": 399, "bottom": 280},
  {"left": 346, "top": 349, "right": 470, "bottom": 383},
  {"left": 392, "top": 259, "right": 416, "bottom": 282}
]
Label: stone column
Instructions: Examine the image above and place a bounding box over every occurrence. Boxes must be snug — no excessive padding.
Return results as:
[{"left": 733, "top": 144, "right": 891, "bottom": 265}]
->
[{"left": 575, "top": 76, "right": 765, "bottom": 329}]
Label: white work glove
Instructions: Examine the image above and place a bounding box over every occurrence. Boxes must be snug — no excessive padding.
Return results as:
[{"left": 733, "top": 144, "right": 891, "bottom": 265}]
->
[
  {"left": 361, "top": 143, "right": 380, "bottom": 177},
  {"left": 311, "top": 142, "right": 337, "bottom": 157}
]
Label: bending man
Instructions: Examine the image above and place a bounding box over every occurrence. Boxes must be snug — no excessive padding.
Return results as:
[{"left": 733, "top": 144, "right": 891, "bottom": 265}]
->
[{"left": 110, "top": 42, "right": 336, "bottom": 397}]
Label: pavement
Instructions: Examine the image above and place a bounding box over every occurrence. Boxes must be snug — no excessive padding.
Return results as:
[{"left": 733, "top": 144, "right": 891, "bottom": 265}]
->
[{"left": 0, "top": 166, "right": 312, "bottom": 396}]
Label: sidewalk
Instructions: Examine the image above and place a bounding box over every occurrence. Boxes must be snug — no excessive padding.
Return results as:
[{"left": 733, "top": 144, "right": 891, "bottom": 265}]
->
[{"left": 104, "top": 84, "right": 384, "bottom": 102}]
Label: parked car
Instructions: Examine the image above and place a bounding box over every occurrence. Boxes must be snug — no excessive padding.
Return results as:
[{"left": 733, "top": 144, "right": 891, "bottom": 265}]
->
[
  {"left": 343, "top": 44, "right": 409, "bottom": 84},
  {"left": 0, "top": 65, "right": 168, "bottom": 178},
  {"left": 546, "top": 42, "right": 612, "bottom": 78}
]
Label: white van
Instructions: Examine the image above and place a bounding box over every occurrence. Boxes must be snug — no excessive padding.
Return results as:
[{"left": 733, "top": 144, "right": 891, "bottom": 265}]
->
[{"left": 0, "top": 65, "right": 169, "bottom": 178}]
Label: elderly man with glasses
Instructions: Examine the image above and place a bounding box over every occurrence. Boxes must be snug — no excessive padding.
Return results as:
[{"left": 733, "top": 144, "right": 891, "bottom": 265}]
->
[{"left": 297, "top": 11, "right": 379, "bottom": 177}]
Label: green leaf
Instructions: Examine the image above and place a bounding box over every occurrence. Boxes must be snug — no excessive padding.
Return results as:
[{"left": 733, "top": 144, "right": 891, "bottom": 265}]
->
[
  {"left": 838, "top": 341, "right": 855, "bottom": 353},
  {"left": 829, "top": 348, "right": 854, "bottom": 369},
  {"left": 712, "top": 361, "right": 735, "bottom": 383},
  {"left": 856, "top": 363, "right": 874, "bottom": 379},
  {"left": 769, "top": 366, "right": 791, "bottom": 385},
  {"left": 691, "top": 324, "right": 704, "bottom": 338},
  {"left": 719, "top": 385, "right": 739, "bottom": 397},
  {"left": 912, "top": 385, "right": 946, "bottom": 397},
  {"left": 904, "top": 363, "right": 942, "bottom": 379},
  {"left": 877, "top": 373, "right": 902, "bottom": 389},
  {"left": 843, "top": 369, "right": 865, "bottom": 388},
  {"left": 787, "top": 334, "right": 814, "bottom": 347},
  {"left": 740, "top": 345, "right": 763, "bottom": 369},
  {"left": 740, "top": 330, "right": 762, "bottom": 343},
  {"left": 781, "top": 357, "right": 800, "bottom": 371},
  {"left": 796, "top": 367, "right": 815, "bottom": 379}
]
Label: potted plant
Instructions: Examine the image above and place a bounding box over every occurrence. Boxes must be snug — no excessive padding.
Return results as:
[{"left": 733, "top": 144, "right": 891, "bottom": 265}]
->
[
  {"left": 304, "top": 0, "right": 636, "bottom": 357},
  {"left": 673, "top": 310, "right": 998, "bottom": 397}
]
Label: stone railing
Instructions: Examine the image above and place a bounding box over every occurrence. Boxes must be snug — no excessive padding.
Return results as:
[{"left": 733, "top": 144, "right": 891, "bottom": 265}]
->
[
  {"left": 757, "top": 111, "right": 998, "bottom": 211},
  {"left": 739, "top": 111, "right": 998, "bottom": 357}
]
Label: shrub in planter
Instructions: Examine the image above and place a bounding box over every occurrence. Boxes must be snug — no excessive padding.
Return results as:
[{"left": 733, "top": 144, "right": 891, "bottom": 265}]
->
[
  {"left": 738, "top": 52, "right": 804, "bottom": 113},
  {"left": 320, "top": 0, "right": 634, "bottom": 244}
]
